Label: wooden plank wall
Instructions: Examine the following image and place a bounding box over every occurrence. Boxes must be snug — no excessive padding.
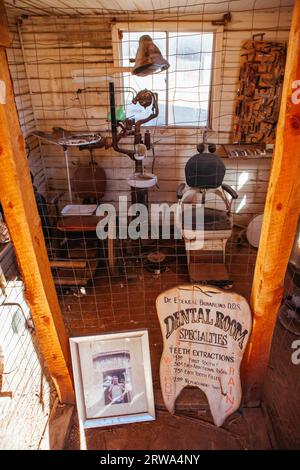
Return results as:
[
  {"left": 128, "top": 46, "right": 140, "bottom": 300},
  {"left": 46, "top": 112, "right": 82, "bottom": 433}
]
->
[
  {"left": 5, "top": 15, "right": 46, "bottom": 192},
  {"left": 18, "top": 8, "right": 292, "bottom": 224}
]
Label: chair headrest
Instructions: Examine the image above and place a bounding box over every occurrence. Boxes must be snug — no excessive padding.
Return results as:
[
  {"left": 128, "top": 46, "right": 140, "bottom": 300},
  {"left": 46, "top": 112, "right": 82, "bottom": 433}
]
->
[{"left": 185, "top": 151, "right": 226, "bottom": 189}]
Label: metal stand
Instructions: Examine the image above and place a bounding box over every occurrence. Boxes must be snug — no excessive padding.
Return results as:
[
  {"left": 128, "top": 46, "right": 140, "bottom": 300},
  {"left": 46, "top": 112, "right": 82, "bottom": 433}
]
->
[{"left": 63, "top": 147, "right": 73, "bottom": 203}]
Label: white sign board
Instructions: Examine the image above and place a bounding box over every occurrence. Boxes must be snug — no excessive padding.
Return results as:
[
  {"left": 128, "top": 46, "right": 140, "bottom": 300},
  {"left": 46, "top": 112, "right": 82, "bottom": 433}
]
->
[{"left": 156, "top": 285, "right": 252, "bottom": 426}]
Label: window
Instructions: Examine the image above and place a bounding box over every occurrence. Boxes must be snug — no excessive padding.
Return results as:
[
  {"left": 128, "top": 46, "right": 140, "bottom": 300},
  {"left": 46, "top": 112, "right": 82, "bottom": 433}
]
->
[{"left": 118, "top": 28, "right": 216, "bottom": 127}]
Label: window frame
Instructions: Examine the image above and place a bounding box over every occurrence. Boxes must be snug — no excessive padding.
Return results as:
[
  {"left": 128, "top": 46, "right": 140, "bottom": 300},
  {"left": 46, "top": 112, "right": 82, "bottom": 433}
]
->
[{"left": 111, "top": 21, "right": 223, "bottom": 130}]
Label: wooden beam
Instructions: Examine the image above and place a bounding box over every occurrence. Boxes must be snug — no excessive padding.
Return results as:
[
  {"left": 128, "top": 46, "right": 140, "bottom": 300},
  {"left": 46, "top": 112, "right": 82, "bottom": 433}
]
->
[
  {"left": 243, "top": 0, "right": 300, "bottom": 404},
  {"left": 0, "top": 1, "right": 11, "bottom": 47},
  {"left": 0, "top": 45, "right": 74, "bottom": 403}
]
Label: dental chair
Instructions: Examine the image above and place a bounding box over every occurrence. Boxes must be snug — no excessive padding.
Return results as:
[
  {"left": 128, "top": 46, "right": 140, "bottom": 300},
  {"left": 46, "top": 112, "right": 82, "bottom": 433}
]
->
[{"left": 176, "top": 144, "right": 238, "bottom": 288}]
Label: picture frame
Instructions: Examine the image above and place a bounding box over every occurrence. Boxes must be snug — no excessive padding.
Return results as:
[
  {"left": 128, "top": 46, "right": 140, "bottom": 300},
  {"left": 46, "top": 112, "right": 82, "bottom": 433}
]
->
[{"left": 69, "top": 329, "right": 155, "bottom": 428}]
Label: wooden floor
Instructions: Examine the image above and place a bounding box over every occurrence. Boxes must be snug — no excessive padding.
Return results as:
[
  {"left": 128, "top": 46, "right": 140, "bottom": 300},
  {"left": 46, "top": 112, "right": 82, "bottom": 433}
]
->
[
  {"left": 263, "top": 322, "right": 300, "bottom": 449},
  {"left": 58, "top": 231, "right": 300, "bottom": 449},
  {"left": 66, "top": 403, "right": 271, "bottom": 450}
]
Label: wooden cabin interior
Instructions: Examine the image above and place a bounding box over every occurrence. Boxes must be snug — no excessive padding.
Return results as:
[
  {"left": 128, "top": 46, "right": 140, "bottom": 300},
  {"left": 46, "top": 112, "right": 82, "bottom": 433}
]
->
[{"left": 0, "top": 0, "right": 300, "bottom": 452}]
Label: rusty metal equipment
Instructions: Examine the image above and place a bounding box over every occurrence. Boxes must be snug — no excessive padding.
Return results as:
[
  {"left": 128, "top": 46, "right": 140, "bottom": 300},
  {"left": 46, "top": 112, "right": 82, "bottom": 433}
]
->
[{"left": 109, "top": 81, "right": 159, "bottom": 206}]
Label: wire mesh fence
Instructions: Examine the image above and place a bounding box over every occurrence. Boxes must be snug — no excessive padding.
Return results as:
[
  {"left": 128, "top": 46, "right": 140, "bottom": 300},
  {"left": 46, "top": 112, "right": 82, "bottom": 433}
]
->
[
  {"left": 16, "top": 3, "right": 291, "bottom": 336},
  {"left": 0, "top": 15, "right": 54, "bottom": 451},
  {"left": 0, "top": 241, "right": 54, "bottom": 449},
  {"left": 1, "top": 0, "right": 300, "bottom": 449}
]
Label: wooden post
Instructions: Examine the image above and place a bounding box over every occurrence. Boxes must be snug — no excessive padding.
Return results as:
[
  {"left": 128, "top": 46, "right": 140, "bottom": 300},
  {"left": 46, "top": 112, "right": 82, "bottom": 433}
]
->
[
  {"left": 243, "top": 0, "right": 300, "bottom": 404},
  {"left": 0, "top": 1, "right": 10, "bottom": 48},
  {"left": 0, "top": 6, "right": 74, "bottom": 403}
]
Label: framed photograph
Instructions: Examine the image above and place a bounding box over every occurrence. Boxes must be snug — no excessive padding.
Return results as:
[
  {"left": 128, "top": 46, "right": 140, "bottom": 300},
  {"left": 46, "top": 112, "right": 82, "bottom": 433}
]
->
[{"left": 69, "top": 329, "right": 155, "bottom": 428}]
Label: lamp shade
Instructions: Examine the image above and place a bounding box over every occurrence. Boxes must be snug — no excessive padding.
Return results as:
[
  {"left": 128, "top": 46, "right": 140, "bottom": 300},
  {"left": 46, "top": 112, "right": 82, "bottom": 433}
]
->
[{"left": 132, "top": 35, "right": 170, "bottom": 77}]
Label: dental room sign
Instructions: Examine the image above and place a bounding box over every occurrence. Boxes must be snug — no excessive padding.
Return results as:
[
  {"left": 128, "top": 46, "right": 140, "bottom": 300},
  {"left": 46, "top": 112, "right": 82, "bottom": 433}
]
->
[{"left": 156, "top": 285, "right": 252, "bottom": 426}]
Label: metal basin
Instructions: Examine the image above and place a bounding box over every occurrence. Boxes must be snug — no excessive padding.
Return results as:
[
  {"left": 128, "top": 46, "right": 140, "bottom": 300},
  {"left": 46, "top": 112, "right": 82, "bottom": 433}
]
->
[{"left": 127, "top": 172, "right": 157, "bottom": 189}]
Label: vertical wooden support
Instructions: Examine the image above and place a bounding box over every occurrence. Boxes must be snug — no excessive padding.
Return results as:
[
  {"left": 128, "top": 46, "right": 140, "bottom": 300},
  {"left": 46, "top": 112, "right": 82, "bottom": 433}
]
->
[
  {"left": 243, "top": 0, "right": 300, "bottom": 404},
  {"left": 0, "top": 7, "right": 74, "bottom": 403},
  {"left": 0, "top": 1, "right": 10, "bottom": 48}
]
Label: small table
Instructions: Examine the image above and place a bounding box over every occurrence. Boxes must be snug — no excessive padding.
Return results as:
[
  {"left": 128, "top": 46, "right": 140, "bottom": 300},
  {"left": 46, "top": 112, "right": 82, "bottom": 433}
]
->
[
  {"left": 57, "top": 215, "right": 104, "bottom": 232},
  {"left": 56, "top": 215, "right": 116, "bottom": 274}
]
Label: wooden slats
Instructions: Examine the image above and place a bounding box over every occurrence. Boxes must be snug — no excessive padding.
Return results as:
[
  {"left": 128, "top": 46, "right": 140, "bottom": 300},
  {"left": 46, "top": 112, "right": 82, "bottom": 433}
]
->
[
  {"left": 50, "top": 260, "right": 87, "bottom": 268},
  {"left": 3, "top": 3, "right": 294, "bottom": 22}
]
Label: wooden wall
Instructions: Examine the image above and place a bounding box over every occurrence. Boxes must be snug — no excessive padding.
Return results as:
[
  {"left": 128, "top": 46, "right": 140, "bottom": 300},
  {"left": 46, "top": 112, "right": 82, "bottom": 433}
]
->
[
  {"left": 16, "top": 8, "right": 292, "bottom": 224},
  {"left": 6, "top": 16, "right": 46, "bottom": 192}
]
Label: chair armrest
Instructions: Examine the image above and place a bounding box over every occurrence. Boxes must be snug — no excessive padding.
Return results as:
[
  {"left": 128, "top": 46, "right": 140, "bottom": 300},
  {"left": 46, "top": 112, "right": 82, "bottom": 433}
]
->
[
  {"left": 222, "top": 184, "right": 238, "bottom": 199},
  {"left": 177, "top": 183, "right": 186, "bottom": 199}
]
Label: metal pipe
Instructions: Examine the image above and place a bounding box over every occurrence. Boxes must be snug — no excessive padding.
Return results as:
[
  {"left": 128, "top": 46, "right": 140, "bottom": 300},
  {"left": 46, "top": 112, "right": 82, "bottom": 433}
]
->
[
  {"left": 63, "top": 148, "right": 73, "bottom": 203},
  {"left": 108, "top": 81, "right": 134, "bottom": 160},
  {"left": 109, "top": 81, "right": 117, "bottom": 150}
]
